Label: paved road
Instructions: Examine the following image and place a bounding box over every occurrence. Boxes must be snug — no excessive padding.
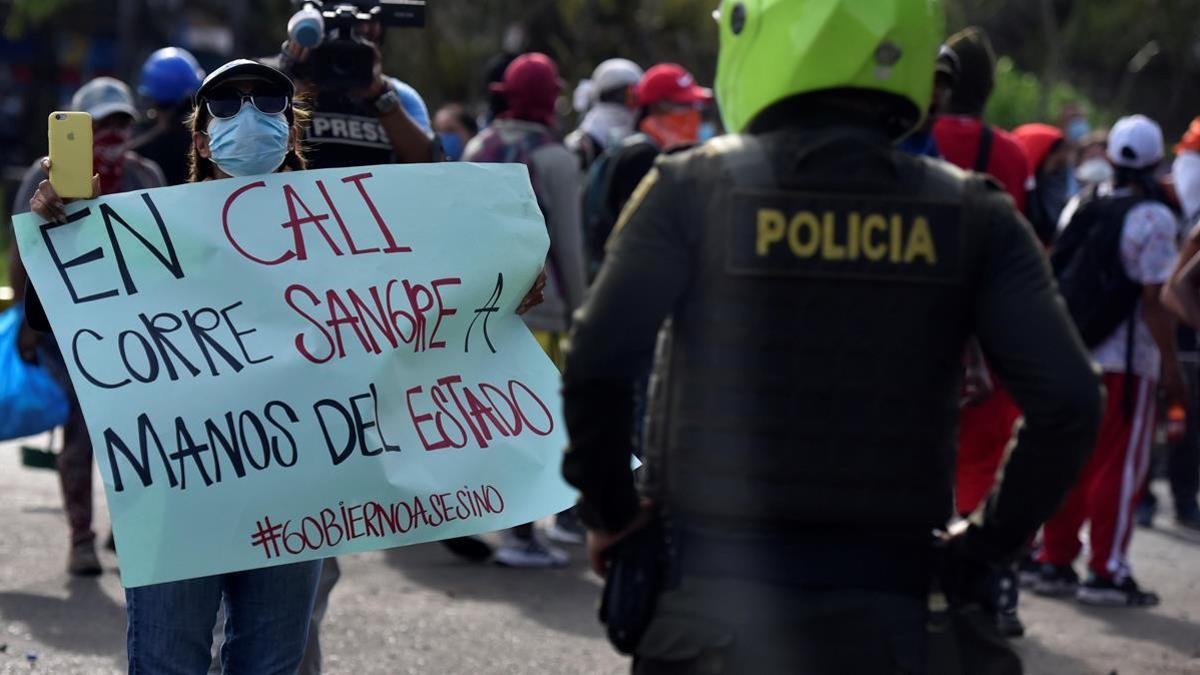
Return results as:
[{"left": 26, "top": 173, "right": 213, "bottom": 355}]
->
[{"left": 1, "top": 434, "right": 1198, "bottom": 674}]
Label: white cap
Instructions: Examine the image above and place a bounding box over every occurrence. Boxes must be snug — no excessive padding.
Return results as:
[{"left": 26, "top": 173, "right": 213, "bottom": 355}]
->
[
  {"left": 592, "top": 58, "right": 643, "bottom": 94},
  {"left": 573, "top": 58, "right": 643, "bottom": 112},
  {"left": 1107, "top": 114, "right": 1164, "bottom": 169},
  {"left": 71, "top": 77, "right": 139, "bottom": 121}
]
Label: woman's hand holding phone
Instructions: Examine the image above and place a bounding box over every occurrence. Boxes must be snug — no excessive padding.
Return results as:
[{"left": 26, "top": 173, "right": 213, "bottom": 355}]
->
[{"left": 30, "top": 157, "right": 100, "bottom": 223}]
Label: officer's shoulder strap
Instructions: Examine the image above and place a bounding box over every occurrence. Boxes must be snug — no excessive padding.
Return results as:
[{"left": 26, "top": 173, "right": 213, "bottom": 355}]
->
[
  {"left": 929, "top": 158, "right": 1007, "bottom": 250},
  {"left": 710, "top": 133, "right": 776, "bottom": 189},
  {"left": 916, "top": 152, "right": 982, "bottom": 200}
]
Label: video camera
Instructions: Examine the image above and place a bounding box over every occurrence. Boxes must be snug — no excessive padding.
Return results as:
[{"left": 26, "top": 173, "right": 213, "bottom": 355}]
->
[{"left": 288, "top": 0, "right": 426, "bottom": 91}]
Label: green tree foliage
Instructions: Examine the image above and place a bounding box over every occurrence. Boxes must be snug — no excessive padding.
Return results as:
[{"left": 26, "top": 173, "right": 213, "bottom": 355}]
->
[
  {"left": 951, "top": 0, "right": 1200, "bottom": 137},
  {"left": 986, "top": 56, "right": 1108, "bottom": 132},
  {"left": 368, "top": 0, "right": 719, "bottom": 112},
  {"left": 4, "top": 0, "right": 79, "bottom": 38}
]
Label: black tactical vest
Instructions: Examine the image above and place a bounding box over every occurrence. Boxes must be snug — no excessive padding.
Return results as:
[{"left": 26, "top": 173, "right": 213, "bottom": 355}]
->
[
  {"left": 304, "top": 91, "right": 394, "bottom": 169},
  {"left": 641, "top": 129, "right": 998, "bottom": 534}
]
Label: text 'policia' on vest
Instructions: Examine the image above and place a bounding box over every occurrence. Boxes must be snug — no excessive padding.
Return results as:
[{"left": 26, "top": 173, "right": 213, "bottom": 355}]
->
[
  {"left": 742, "top": 193, "right": 959, "bottom": 282},
  {"left": 756, "top": 208, "right": 935, "bottom": 263}
]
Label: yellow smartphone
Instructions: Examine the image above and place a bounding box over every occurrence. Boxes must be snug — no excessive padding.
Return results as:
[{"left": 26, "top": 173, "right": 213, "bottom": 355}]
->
[{"left": 48, "top": 111, "right": 93, "bottom": 199}]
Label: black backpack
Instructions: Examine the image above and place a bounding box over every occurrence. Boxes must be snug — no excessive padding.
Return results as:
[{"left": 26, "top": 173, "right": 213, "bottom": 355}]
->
[
  {"left": 1050, "top": 187, "right": 1144, "bottom": 348},
  {"left": 581, "top": 134, "right": 658, "bottom": 280}
]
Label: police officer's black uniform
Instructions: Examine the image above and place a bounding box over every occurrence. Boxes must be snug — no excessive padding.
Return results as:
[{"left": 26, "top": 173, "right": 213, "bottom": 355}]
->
[{"left": 562, "top": 96, "right": 1103, "bottom": 673}]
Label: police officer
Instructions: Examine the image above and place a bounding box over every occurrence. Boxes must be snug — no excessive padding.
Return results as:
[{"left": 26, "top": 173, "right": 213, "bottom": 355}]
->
[{"left": 561, "top": 1, "right": 1102, "bottom": 672}]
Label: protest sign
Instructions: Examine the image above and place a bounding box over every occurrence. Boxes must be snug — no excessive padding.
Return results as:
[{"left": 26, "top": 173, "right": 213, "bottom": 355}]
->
[{"left": 14, "top": 163, "right": 575, "bottom": 587}]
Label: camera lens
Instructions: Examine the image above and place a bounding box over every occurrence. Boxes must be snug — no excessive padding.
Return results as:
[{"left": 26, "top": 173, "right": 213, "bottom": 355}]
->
[{"left": 55, "top": 113, "right": 65, "bottom": 121}]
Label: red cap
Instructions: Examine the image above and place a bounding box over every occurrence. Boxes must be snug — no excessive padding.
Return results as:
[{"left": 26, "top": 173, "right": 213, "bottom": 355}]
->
[
  {"left": 490, "top": 52, "right": 561, "bottom": 125},
  {"left": 635, "top": 63, "right": 712, "bottom": 107},
  {"left": 1013, "top": 123, "right": 1065, "bottom": 173},
  {"left": 1176, "top": 116, "right": 1200, "bottom": 154}
]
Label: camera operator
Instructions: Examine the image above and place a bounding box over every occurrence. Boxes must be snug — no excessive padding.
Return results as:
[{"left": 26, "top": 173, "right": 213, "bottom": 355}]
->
[
  {"left": 275, "top": 1, "right": 437, "bottom": 168},
  {"left": 268, "top": 5, "right": 436, "bottom": 673}
]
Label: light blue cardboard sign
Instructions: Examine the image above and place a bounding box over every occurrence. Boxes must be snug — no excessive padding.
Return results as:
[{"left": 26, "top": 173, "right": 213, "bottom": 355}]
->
[{"left": 14, "top": 163, "right": 576, "bottom": 587}]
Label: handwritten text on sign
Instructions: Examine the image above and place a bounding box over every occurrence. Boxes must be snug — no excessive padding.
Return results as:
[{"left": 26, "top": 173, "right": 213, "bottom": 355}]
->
[{"left": 14, "top": 163, "right": 573, "bottom": 587}]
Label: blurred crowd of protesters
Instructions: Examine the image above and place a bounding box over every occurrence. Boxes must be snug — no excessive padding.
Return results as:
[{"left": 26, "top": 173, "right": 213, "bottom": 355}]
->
[{"left": 3, "top": 4, "right": 1200, "bottom": 674}]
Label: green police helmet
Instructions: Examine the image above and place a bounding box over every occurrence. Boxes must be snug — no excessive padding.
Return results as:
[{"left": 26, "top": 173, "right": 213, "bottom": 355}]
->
[{"left": 715, "top": 0, "right": 945, "bottom": 135}]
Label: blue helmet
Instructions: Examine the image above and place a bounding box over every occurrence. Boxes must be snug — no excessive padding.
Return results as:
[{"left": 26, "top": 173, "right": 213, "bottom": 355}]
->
[{"left": 139, "top": 47, "right": 206, "bottom": 106}]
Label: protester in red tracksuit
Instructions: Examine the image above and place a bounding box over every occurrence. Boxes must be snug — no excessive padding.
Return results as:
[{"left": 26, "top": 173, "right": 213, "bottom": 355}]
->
[
  {"left": 932, "top": 28, "right": 1032, "bottom": 521},
  {"left": 1034, "top": 115, "right": 1180, "bottom": 607}
]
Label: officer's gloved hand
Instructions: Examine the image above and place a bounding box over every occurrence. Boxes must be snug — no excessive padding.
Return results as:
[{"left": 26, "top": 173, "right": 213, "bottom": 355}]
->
[{"left": 937, "top": 526, "right": 1001, "bottom": 612}]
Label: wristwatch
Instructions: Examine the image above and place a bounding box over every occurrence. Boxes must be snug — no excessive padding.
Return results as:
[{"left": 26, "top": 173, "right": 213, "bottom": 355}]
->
[{"left": 371, "top": 87, "right": 401, "bottom": 116}]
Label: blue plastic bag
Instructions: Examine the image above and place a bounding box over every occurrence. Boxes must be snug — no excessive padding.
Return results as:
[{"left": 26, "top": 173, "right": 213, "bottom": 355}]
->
[{"left": 0, "top": 305, "right": 69, "bottom": 440}]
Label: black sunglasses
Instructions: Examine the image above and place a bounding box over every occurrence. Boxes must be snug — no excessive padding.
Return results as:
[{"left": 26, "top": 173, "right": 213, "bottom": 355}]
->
[{"left": 205, "top": 90, "right": 291, "bottom": 119}]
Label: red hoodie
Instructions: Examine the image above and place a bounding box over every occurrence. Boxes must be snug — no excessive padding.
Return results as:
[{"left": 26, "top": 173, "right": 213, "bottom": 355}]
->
[
  {"left": 934, "top": 115, "right": 1031, "bottom": 212},
  {"left": 1013, "top": 123, "right": 1065, "bottom": 174}
]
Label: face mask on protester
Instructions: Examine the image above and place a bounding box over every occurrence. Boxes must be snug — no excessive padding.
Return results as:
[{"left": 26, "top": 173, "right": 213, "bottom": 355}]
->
[
  {"left": 93, "top": 127, "right": 131, "bottom": 194},
  {"left": 438, "top": 131, "right": 464, "bottom": 161},
  {"left": 698, "top": 121, "right": 717, "bottom": 142},
  {"left": 207, "top": 105, "right": 290, "bottom": 177},
  {"left": 1076, "top": 157, "right": 1114, "bottom": 185},
  {"left": 640, "top": 109, "right": 701, "bottom": 149},
  {"left": 580, "top": 103, "right": 636, "bottom": 148}
]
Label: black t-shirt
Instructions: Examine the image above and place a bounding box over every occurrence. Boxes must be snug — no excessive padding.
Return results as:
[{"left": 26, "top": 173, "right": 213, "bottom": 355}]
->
[
  {"left": 606, "top": 140, "right": 660, "bottom": 216},
  {"left": 133, "top": 112, "right": 194, "bottom": 186}
]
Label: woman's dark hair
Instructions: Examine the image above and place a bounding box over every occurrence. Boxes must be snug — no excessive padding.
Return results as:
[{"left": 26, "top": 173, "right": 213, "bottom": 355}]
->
[
  {"left": 1114, "top": 164, "right": 1172, "bottom": 210},
  {"left": 186, "top": 93, "right": 310, "bottom": 183}
]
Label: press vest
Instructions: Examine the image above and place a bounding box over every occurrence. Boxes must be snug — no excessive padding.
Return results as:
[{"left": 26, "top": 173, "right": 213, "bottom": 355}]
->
[
  {"left": 304, "top": 91, "right": 394, "bottom": 169},
  {"left": 641, "top": 130, "right": 999, "bottom": 533}
]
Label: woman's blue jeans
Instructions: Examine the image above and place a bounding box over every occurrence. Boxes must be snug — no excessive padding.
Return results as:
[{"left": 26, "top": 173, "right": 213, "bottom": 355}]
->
[{"left": 126, "top": 560, "right": 322, "bottom": 674}]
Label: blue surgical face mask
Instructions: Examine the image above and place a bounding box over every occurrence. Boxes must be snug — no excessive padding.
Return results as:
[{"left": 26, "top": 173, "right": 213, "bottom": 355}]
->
[
  {"left": 207, "top": 105, "right": 290, "bottom": 177},
  {"left": 438, "top": 131, "right": 464, "bottom": 161},
  {"left": 698, "top": 121, "right": 717, "bottom": 142}
]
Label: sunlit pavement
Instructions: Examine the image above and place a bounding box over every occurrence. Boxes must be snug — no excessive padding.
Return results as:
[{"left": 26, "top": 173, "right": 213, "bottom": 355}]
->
[{"left": 0, "top": 435, "right": 1197, "bottom": 674}]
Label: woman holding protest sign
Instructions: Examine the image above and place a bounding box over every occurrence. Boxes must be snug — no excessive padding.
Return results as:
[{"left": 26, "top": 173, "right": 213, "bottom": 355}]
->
[
  {"left": 26, "top": 58, "right": 548, "bottom": 674},
  {"left": 27, "top": 58, "right": 322, "bottom": 675}
]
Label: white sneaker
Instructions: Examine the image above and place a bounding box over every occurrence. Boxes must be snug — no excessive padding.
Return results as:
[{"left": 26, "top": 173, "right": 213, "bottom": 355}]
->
[
  {"left": 545, "top": 510, "right": 586, "bottom": 545},
  {"left": 494, "top": 533, "right": 569, "bottom": 568},
  {"left": 546, "top": 523, "right": 586, "bottom": 546}
]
